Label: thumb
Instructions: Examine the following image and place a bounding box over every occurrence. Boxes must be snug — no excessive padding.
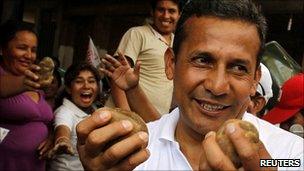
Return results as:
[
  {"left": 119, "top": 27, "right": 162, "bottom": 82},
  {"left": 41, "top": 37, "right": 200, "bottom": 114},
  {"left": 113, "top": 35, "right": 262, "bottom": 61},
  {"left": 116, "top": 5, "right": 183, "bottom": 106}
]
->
[{"left": 134, "top": 60, "right": 141, "bottom": 76}]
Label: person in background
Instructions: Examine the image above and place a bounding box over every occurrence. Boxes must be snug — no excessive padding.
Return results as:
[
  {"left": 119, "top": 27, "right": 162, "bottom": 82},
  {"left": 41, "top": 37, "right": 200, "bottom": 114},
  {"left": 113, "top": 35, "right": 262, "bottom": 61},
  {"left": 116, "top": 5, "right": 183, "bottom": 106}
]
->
[
  {"left": 247, "top": 63, "right": 273, "bottom": 117},
  {"left": 105, "top": 0, "right": 181, "bottom": 122},
  {"left": 263, "top": 73, "right": 304, "bottom": 136},
  {"left": 44, "top": 68, "right": 62, "bottom": 110},
  {"left": 0, "top": 20, "right": 53, "bottom": 171},
  {"left": 76, "top": 0, "right": 303, "bottom": 170},
  {"left": 48, "top": 63, "right": 100, "bottom": 171}
]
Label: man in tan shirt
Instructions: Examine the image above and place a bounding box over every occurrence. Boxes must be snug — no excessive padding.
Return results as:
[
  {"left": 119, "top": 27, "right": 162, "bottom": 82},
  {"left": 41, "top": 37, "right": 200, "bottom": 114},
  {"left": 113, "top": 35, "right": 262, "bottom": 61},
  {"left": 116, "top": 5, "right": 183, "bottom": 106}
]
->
[{"left": 106, "top": 0, "right": 181, "bottom": 121}]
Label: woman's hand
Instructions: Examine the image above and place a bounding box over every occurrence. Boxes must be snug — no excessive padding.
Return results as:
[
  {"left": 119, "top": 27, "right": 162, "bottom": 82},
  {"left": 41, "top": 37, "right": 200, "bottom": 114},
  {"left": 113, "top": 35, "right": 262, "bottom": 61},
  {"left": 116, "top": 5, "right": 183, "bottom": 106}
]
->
[
  {"left": 37, "top": 132, "right": 54, "bottom": 160},
  {"left": 23, "top": 64, "right": 41, "bottom": 90},
  {"left": 47, "top": 136, "right": 75, "bottom": 158}
]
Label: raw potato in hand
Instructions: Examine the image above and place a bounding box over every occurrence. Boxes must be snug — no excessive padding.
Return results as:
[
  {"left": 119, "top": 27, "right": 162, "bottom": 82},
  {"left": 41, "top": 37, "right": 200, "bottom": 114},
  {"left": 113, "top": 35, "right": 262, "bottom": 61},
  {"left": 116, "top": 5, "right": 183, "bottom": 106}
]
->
[
  {"left": 37, "top": 57, "right": 55, "bottom": 87},
  {"left": 216, "top": 119, "right": 260, "bottom": 168},
  {"left": 105, "top": 107, "right": 148, "bottom": 148}
]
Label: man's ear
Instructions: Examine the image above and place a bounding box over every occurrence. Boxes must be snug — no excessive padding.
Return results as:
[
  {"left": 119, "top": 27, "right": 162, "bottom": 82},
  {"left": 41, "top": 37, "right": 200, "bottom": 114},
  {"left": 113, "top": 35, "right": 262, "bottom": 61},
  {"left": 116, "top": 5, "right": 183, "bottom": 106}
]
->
[
  {"left": 254, "top": 96, "right": 267, "bottom": 115},
  {"left": 250, "top": 65, "right": 261, "bottom": 96},
  {"left": 165, "top": 48, "right": 175, "bottom": 80}
]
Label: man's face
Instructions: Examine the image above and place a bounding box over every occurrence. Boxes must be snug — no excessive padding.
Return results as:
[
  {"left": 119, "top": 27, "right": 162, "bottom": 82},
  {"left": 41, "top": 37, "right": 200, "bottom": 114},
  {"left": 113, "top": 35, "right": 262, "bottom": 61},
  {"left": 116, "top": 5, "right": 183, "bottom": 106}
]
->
[
  {"left": 152, "top": 0, "right": 180, "bottom": 35},
  {"left": 168, "top": 16, "right": 261, "bottom": 135}
]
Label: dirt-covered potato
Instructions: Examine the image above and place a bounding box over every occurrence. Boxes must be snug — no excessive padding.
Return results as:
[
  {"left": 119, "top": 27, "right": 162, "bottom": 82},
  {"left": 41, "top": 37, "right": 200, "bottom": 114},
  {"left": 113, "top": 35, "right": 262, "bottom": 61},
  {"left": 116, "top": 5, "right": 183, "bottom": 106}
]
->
[
  {"left": 216, "top": 119, "right": 259, "bottom": 168},
  {"left": 103, "top": 107, "right": 148, "bottom": 148},
  {"left": 37, "top": 57, "right": 55, "bottom": 87}
]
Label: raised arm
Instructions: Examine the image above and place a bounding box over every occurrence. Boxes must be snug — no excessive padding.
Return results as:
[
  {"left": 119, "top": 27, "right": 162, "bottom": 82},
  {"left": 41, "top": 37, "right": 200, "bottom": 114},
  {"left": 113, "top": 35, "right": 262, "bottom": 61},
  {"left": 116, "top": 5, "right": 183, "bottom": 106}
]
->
[
  {"left": 100, "top": 53, "right": 160, "bottom": 122},
  {"left": 110, "top": 79, "right": 131, "bottom": 111},
  {"left": 0, "top": 64, "right": 40, "bottom": 97}
]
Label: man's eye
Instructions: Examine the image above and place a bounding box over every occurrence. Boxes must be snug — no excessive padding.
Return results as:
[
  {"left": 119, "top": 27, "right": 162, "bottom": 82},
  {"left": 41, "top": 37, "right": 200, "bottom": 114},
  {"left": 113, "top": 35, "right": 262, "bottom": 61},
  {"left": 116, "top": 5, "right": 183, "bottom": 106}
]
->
[
  {"left": 169, "top": 9, "right": 177, "bottom": 14},
  {"left": 192, "top": 56, "right": 211, "bottom": 65},
  {"left": 231, "top": 65, "right": 248, "bottom": 73},
  {"left": 157, "top": 8, "right": 165, "bottom": 13}
]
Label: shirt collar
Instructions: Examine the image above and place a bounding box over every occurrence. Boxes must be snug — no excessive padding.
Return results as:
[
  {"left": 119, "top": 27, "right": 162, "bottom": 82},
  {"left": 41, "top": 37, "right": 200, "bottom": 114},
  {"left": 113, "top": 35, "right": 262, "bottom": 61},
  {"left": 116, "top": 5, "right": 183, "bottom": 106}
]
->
[
  {"left": 158, "top": 107, "right": 180, "bottom": 143},
  {"left": 63, "top": 98, "right": 88, "bottom": 118},
  {"left": 147, "top": 24, "right": 174, "bottom": 47}
]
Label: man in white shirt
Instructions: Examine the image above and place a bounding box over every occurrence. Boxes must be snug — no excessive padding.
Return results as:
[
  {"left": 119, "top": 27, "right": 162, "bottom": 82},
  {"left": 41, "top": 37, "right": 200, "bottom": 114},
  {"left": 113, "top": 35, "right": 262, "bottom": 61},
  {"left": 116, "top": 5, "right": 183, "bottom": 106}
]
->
[{"left": 76, "top": 0, "right": 304, "bottom": 170}]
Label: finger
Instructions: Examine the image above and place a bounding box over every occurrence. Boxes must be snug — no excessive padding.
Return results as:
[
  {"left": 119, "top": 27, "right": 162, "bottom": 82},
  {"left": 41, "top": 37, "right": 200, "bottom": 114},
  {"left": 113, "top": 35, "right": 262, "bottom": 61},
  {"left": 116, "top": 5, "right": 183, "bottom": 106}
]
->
[
  {"left": 102, "top": 58, "right": 115, "bottom": 72},
  {"left": 37, "top": 141, "right": 46, "bottom": 151},
  {"left": 24, "top": 79, "right": 40, "bottom": 89},
  {"left": 24, "top": 69, "right": 39, "bottom": 81},
  {"left": 105, "top": 54, "right": 122, "bottom": 68},
  {"left": 114, "top": 149, "right": 150, "bottom": 171},
  {"left": 29, "top": 64, "right": 40, "bottom": 72},
  {"left": 199, "top": 149, "right": 213, "bottom": 171},
  {"left": 226, "top": 122, "right": 261, "bottom": 170},
  {"left": 68, "top": 145, "right": 75, "bottom": 155},
  {"left": 84, "top": 120, "right": 134, "bottom": 157},
  {"left": 257, "top": 142, "right": 276, "bottom": 170},
  {"left": 76, "top": 108, "right": 112, "bottom": 145},
  {"left": 39, "top": 146, "right": 48, "bottom": 156},
  {"left": 203, "top": 131, "right": 236, "bottom": 170},
  {"left": 100, "top": 131, "right": 149, "bottom": 167},
  {"left": 99, "top": 68, "right": 113, "bottom": 78},
  {"left": 134, "top": 60, "right": 141, "bottom": 76},
  {"left": 117, "top": 52, "right": 129, "bottom": 66}
]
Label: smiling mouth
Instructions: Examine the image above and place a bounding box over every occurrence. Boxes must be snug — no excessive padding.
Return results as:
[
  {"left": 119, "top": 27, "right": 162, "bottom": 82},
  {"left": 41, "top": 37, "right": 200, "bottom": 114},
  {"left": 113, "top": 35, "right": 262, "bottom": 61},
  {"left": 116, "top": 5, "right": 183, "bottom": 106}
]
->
[
  {"left": 195, "top": 99, "right": 229, "bottom": 112},
  {"left": 161, "top": 21, "right": 172, "bottom": 26},
  {"left": 19, "top": 61, "right": 31, "bottom": 67},
  {"left": 80, "top": 92, "right": 94, "bottom": 101}
]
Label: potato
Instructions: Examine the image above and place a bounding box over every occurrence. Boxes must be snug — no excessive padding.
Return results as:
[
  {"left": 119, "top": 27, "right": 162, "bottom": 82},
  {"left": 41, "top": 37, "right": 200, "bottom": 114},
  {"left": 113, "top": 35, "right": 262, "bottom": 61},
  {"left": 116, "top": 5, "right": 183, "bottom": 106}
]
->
[
  {"left": 216, "top": 119, "right": 259, "bottom": 168},
  {"left": 103, "top": 107, "right": 148, "bottom": 149},
  {"left": 37, "top": 57, "right": 55, "bottom": 87}
]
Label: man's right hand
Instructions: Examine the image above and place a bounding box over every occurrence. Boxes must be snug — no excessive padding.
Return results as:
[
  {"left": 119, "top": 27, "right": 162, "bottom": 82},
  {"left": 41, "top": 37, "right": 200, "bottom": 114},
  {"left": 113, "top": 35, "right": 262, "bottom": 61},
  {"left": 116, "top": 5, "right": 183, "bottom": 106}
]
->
[{"left": 76, "top": 108, "right": 150, "bottom": 171}]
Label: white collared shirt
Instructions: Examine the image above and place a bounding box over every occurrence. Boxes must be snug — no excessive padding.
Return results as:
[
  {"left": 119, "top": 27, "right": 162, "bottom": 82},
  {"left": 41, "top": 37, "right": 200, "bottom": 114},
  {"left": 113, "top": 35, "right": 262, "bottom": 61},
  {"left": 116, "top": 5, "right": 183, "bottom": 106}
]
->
[
  {"left": 49, "top": 98, "right": 89, "bottom": 171},
  {"left": 135, "top": 108, "right": 304, "bottom": 170}
]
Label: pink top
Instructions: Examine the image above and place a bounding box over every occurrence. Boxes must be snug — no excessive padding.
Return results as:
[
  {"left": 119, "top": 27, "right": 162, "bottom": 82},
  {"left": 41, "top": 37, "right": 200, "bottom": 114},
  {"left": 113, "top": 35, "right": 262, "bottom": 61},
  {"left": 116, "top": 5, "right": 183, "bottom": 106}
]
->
[{"left": 0, "top": 65, "right": 54, "bottom": 171}]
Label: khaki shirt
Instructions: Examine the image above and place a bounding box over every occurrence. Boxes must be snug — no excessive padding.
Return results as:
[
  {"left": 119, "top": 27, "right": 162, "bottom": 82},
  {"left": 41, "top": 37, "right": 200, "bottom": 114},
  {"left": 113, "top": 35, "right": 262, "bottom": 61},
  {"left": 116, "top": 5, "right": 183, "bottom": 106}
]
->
[{"left": 106, "top": 24, "right": 173, "bottom": 114}]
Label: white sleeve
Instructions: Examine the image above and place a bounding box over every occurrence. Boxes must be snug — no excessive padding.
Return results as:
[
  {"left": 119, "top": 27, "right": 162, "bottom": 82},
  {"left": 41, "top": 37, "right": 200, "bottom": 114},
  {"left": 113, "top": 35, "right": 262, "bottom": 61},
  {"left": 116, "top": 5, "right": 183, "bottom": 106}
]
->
[{"left": 54, "top": 106, "right": 74, "bottom": 131}]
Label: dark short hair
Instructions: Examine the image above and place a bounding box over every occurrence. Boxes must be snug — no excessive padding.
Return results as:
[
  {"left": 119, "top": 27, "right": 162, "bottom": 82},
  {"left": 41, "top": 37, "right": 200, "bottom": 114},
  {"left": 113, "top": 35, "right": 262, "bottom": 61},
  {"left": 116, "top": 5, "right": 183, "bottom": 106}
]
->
[
  {"left": 173, "top": 0, "right": 267, "bottom": 68},
  {"left": 64, "top": 62, "right": 101, "bottom": 89},
  {"left": 150, "top": 0, "right": 182, "bottom": 12},
  {"left": 0, "top": 20, "right": 37, "bottom": 48}
]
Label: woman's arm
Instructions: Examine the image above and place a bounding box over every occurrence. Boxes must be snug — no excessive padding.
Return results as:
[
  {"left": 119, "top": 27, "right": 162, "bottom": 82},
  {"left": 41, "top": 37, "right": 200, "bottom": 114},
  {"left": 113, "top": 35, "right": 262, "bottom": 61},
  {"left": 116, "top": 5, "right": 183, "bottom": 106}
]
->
[
  {"left": 0, "top": 65, "right": 40, "bottom": 97},
  {"left": 48, "top": 125, "right": 74, "bottom": 157}
]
